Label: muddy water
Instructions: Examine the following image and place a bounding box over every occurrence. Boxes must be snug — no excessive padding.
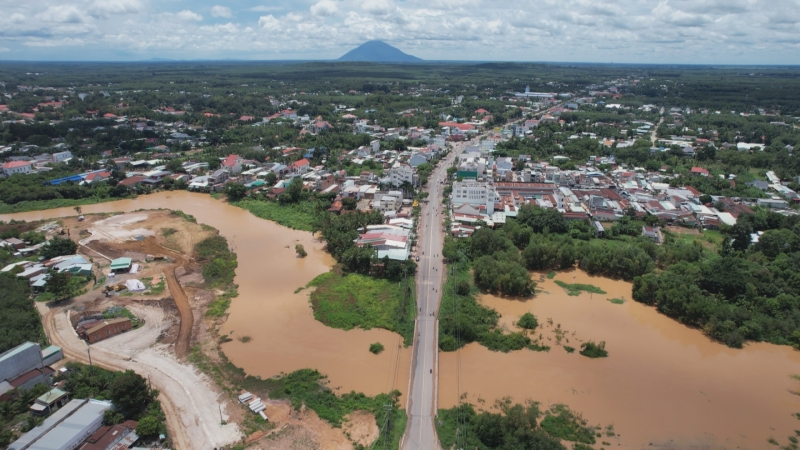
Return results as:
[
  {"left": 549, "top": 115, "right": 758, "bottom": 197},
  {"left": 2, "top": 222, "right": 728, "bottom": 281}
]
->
[
  {"left": 0, "top": 192, "right": 411, "bottom": 400},
  {"left": 439, "top": 269, "right": 800, "bottom": 449}
]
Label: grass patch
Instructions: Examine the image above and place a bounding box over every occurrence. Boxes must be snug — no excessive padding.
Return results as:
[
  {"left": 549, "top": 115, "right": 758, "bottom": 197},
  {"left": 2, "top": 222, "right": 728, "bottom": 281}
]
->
[
  {"left": 369, "top": 342, "right": 384, "bottom": 354},
  {"left": 35, "top": 292, "right": 57, "bottom": 303},
  {"left": 141, "top": 277, "right": 166, "bottom": 295},
  {"left": 564, "top": 345, "right": 575, "bottom": 353},
  {"left": 608, "top": 298, "right": 625, "bottom": 305},
  {"left": 579, "top": 341, "right": 608, "bottom": 358},
  {"left": 206, "top": 290, "right": 237, "bottom": 318},
  {"left": 554, "top": 280, "right": 607, "bottom": 296},
  {"left": 170, "top": 210, "right": 197, "bottom": 223},
  {"left": 308, "top": 270, "right": 416, "bottom": 346},
  {"left": 233, "top": 199, "right": 319, "bottom": 232},
  {"left": 547, "top": 271, "right": 557, "bottom": 279},
  {"left": 237, "top": 335, "right": 252, "bottom": 343},
  {"left": 161, "top": 227, "right": 177, "bottom": 237}
]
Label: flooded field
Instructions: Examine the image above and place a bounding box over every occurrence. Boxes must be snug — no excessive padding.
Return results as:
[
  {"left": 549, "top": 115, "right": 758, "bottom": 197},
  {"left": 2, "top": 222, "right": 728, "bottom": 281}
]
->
[
  {"left": 0, "top": 192, "right": 411, "bottom": 400},
  {"left": 439, "top": 270, "right": 800, "bottom": 449}
]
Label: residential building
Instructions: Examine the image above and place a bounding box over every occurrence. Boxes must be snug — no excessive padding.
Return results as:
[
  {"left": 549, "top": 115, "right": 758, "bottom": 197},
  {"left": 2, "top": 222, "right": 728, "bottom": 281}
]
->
[
  {"left": 354, "top": 224, "right": 411, "bottom": 261},
  {"left": 452, "top": 180, "right": 496, "bottom": 215},
  {"left": 389, "top": 163, "right": 414, "bottom": 187},
  {"left": 30, "top": 388, "right": 70, "bottom": 416},
  {"left": 2, "top": 160, "right": 32, "bottom": 176},
  {"left": 222, "top": 154, "right": 243, "bottom": 174}
]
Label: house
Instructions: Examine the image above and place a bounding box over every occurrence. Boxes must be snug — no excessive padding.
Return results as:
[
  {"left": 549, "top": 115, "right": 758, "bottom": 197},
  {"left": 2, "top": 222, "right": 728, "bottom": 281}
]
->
[
  {"left": 209, "top": 169, "right": 229, "bottom": 184},
  {"left": 316, "top": 173, "right": 335, "bottom": 191},
  {"left": 2, "top": 160, "right": 32, "bottom": 176},
  {"left": 408, "top": 153, "right": 429, "bottom": 168},
  {"left": 188, "top": 175, "right": 212, "bottom": 190},
  {"left": 30, "top": 388, "right": 70, "bottom": 416},
  {"left": 690, "top": 167, "right": 709, "bottom": 177},
  {"left": 354, "top": 224, "right": 410, "bottom": 261},
  {"left": 83, "top": 171, "right": 111, "bottom": 184},
  {"left": 80, "top": 419, "right": 139, "bottom": 450},
  {"left": 746, "top": 180, "right": 770, "bottom": 191},
  {"left": 52, "top": 151, "right": 73, "bottom": 163},
  {"left": 222, "top": 154, "right": 243, "bottom": 174},
  {"left": 290, "top": 158, "right": 311, "bottom": 175},
  {"left": 642, "top": 226, "right": 661, "bottom": 243},
  {"left": 118, "top": 175, "right": 144, "bottom": 188},
  {"left": 81, "top": 318, "right": 131, "bottom": 344},
  {"left": 452, "top": 180, "right": 496, "bottom": 215}
]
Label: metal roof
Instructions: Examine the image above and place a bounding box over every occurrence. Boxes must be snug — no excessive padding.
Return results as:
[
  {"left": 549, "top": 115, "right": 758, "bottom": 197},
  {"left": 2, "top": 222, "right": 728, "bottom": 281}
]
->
[
  {"left": 109, "top": 258, "right": 132, "bottom": 270},
  {"left": 9, "top": 399, "right": 112, "bottom": 450},
  {"left": 0, "top": 342, "right": 38, "bottom": 364}
]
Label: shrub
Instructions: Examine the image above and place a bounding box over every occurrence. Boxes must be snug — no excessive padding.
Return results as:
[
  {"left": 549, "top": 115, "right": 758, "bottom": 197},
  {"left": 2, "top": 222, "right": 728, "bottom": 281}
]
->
[
  {"left": 369, "top": 342, "right": 384, "bottom": 354},
  {"left": 517, "top": 312, "right": 539, "bottom": 330},
  {"left": 579, "top": 341, "right": 608, "bottom": 358}
]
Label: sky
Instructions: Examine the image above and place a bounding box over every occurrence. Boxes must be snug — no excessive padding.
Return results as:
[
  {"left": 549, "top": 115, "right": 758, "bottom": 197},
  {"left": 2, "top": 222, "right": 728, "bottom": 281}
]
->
[{"left": 0, "top": 0, "right": 799, "bottom": 63}]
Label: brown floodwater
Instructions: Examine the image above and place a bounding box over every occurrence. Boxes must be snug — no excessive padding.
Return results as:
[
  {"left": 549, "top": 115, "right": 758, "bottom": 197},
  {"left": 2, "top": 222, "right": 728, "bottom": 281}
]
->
[
  {"left": 0, "top": 192, "right": 411, "bottom": 400},
  {"left": 439, "top": 269, "right": 800, "bottom": 449}
]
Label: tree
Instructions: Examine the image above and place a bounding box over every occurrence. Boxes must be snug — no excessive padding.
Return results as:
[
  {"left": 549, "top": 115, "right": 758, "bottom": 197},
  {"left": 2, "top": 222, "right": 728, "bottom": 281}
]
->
[
  {"left": 225, "top": 183, "right": 247, "bottom": 202},
  {"left": 517, "top": 313, "right": 538, "bottom": 330},
  {"left": 41, "top": 236, "right": 78, "bottom": 259},
  {"left": 135, "top": 415, "right": 160, "bottom": 437},
  {"left": 110, "top": 370, "right": 156, "bottom": 419},
  {"left": 516, "top": 204, "right": 568, "bottom": 234},
  {"left": 341, "top": 197, "right": 357, "bottom": 210},
  {"left": 265, "top": 171, "right": 277, "bottom": 185},
  {"left": 295, "top": 244, "right": 307, "bottom": 258},
  {"left": 45, "top": 271, "right": 74, "bottom": 300}
]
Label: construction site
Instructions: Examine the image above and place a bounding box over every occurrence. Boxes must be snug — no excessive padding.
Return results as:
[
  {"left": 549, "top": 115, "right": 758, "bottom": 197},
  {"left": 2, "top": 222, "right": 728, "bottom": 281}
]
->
[{"left": 26, "top": 208, "right": 376, "bottom": 450}]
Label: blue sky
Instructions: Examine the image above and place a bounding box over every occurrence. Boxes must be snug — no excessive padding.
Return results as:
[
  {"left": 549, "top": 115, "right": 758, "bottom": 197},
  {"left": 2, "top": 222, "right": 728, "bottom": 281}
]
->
[{"left": 0, "top": 0, "right": 799, "bottom": 63}]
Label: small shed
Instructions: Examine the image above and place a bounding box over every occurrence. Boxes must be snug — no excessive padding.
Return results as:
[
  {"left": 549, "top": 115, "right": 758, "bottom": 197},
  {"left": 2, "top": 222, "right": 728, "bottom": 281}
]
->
[
  {"left": 30, "top": 388, "right": 70, "bottom": 416},
  {"left": 41, "top": 345, "right": 63, "bottom": 366},
  {"left": 109, "top": 257, "right": 132, "bottom": 273}
]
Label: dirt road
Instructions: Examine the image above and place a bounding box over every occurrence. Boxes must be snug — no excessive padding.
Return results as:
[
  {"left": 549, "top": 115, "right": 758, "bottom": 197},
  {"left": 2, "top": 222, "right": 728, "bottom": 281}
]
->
[
  {"left": 164, "top": 267, "right": 193, "bottom": 358},
  {"left": 38, "top": 301, "right": 241, "bottom": 450}
]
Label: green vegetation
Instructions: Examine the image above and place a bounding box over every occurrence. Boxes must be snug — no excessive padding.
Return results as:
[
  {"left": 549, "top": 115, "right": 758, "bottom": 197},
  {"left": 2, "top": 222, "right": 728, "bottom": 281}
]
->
[
  {"left": 141, "top": 277, "right": 166, "bottom": 295},
  {"left": 238, "top": 335, "right": 252, "bottom": 343},
  {"left": 233, "top": 199, "right": 319, "bottom": 232},
  {"left": 41, "top": 235, "right": 78, "bottom": 259},
  {"left": 438, "top": 401, "right": 591, "bottom": 449},
  {"left": 369, "top": 342, "right": 385, "bottom": 354},
  {"left": 161, "top": 227, "right": 177, "bottom": 237},
  {"left": 0, "top": 196, "right": 128, "bottom": 215},
  {"left": 554, "top": 280, "right": 607, "bottom": 297},
  {"left": 0, "top": 383, "right": 51, "bottom": 446},
  {"left": 295, "top": 243, "right": 307, "bottom": 258},
  {"left": 517, "top": 313, "right": 539, "bottom": 330},
  {"left": 609, "top": 298, "right": 625, "bottom": 305},
  {"left": 564, "top": 346, "right": 575, "bottom": 353},
  {"left": 579, "top": 341, "right": 608, "bottom": 358},
  {"left": 308, "top": 270, "right": 416, "bottom": 345},
  {"left": 205, "top": 289, "right": 237, "bottom": 318},
  {"left": 103, "top": 306, "right": 142, "bottom": 329},
  {"left": 540, "top": 404, "right": 596, "bottom": 445},
  {"left": 194, "top": 235, "right": 237, "bottom": 287},
  {"left": 0, "top": 273, "right": 46, "bottom": 353},
  {"left": 170, "top": 210, "right": 196, "bottom": 223},
  {"left": 546, "top": 271, "right": 557, "bottom": 279},
  {"left": 439, "top": 262, "right": 548, "bottom": 353},
  {"left": 63, "top": 362, "right": 166, "bottom": 437}
]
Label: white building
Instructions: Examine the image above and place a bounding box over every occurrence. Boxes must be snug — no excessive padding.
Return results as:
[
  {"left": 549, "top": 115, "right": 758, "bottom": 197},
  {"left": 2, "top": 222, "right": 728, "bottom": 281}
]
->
[
  {"left": 389, "top": 163, "right": 414, "bottom": 187},
  {"left": 452, "top": 180, "right": 496, "bottom": 215},
  {"left": 2, "top": 161, "right": 32, "bottom": 176}
]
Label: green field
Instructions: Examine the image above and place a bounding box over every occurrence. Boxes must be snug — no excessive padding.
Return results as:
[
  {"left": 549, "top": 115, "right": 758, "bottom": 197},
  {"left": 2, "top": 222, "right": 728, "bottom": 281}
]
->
[
  {"left": 308, "top": 270, "right": 416, "bottom": 345},
  {"left": 554, "top": 280, "right": 607, "bottom": 296},
  {"left": 233, "top": 199, "right": 318, "bottom": 232}
]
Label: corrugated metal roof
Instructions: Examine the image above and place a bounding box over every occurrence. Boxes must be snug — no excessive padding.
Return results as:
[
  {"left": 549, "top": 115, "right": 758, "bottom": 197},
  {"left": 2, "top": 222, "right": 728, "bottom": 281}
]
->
[
  {"left": 0, "top": 342, "right": 38, "bottom": 363},
  {"left": 9, "top": 399, "right": 112, "bottom": 450}
]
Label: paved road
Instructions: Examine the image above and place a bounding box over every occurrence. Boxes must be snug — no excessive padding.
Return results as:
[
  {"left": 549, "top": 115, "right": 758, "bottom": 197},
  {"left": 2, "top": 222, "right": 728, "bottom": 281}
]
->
[{"left": 402, "top": 139, "right": 470, "bottom": 450}]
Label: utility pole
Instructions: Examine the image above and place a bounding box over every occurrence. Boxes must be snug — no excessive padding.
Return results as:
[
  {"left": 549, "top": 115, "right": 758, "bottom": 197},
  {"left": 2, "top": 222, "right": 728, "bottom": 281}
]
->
[{"left": 86, "top": 343, "right": 92, "bottom": 367}]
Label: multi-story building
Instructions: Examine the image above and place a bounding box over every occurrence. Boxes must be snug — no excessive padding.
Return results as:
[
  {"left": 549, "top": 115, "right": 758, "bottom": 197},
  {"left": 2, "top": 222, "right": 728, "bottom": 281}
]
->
[
  {"left": 452, "top": 181, "right": 496, "bottom": 215},
  {"left": 389, "top": 163, "right": 414, "bottom": 187}
]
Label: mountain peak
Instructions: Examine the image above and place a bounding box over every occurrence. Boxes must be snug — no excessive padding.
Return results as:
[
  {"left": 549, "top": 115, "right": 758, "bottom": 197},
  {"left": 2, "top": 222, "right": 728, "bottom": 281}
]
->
[{"left": 338, "top": 40, "right": 422, "bottom": 62}]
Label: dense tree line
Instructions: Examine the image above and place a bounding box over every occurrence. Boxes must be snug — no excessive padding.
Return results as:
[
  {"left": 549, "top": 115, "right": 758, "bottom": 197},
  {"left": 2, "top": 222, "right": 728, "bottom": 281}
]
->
[{"left": 0, "top": 273, "right": 46, "bottom": 353}]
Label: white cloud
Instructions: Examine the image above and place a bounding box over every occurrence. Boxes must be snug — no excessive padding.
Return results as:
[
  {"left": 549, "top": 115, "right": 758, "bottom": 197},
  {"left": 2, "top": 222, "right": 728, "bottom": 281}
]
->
[
  {"left": 286, "top": 12, "right": 304, "bottom": 22},
  {"left": 39, "top": 5, "right": 87, "bottom": 24},
  {"left": 0, "top": 47, "right": 9, "bottom": 52},
  {"left": 311, "top": 0, "right": 338, "bottom": 17},
  {"left": 362, "top": 0, "right": 394, "bottom": 16},
  {"left": 249, "top": 6, "right": 283, "bottom": 12},
  {"left": 176, "top": 10, "right": 203, "bottom": 22},
  {"left": 258, "top": 14, "right": 281, "bottom": 31},
  {"left": 210, "top": 6, "right": 232, "bottom": 18},
  {"left": 9, "top": 13, "right": 26, "bottom": 24},
  {"left": 91, "top": 0, "right": 144, "bottom": 17}
]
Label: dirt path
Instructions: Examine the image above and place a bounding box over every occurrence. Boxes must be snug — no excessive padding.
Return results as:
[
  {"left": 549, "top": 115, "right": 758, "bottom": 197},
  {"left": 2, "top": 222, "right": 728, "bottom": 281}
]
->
[
  {"left": 38, "top": 301, "right": 240, "bottom": 450},
  {"left": 164, "top": 266, "right": 193, "bottom": 358}
]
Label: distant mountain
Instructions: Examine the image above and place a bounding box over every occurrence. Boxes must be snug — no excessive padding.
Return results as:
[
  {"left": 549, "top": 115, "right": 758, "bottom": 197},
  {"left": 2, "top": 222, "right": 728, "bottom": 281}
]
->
[{"left": 338, "top": 40, "right": 422, "bottom": 62}]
